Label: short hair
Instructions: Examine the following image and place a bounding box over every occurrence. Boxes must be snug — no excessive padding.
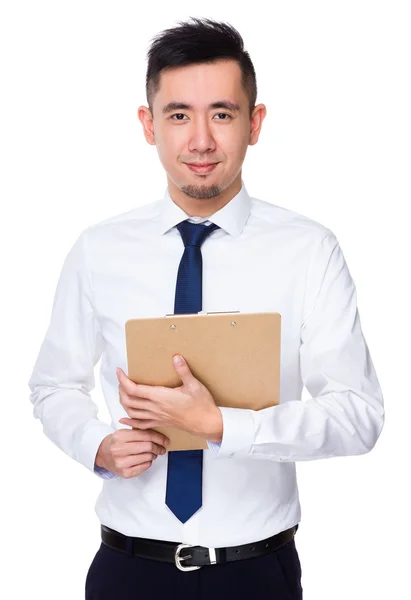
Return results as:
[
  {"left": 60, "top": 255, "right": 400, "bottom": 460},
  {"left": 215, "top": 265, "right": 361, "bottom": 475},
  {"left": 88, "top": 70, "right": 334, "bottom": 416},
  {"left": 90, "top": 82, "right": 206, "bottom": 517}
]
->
[{"left": 145, "top": 17, "right": 257, "bottom": 119}]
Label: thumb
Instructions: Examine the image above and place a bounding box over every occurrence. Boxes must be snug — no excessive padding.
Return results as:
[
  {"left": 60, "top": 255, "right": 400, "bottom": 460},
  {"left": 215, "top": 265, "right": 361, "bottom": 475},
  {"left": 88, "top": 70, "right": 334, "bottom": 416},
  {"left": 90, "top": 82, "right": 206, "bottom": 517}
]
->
[{"left": 173, "top": 355, "right": 194, "bottom": 384}]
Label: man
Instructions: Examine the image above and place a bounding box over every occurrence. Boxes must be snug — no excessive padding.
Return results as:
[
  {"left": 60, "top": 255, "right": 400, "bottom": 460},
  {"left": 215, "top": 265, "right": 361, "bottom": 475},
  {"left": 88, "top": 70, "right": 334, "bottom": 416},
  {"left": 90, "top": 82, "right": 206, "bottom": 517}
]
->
[{"left": 28, "top": 16, "right": 385, "bottom": 600}]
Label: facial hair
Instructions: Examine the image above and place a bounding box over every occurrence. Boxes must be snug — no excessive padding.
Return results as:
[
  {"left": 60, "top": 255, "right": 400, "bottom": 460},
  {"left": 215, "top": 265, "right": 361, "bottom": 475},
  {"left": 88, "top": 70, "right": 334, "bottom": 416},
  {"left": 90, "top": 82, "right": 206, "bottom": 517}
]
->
[{"left": 180, "top": 183, "right": 221, "bottom": 199}]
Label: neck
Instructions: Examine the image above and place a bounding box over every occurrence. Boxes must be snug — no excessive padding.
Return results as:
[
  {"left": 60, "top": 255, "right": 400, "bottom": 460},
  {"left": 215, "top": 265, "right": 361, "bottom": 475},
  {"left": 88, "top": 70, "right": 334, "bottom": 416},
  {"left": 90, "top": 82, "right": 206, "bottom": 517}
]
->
[{"left": 166, "top": 173, "right": 242, "bottom": 217}]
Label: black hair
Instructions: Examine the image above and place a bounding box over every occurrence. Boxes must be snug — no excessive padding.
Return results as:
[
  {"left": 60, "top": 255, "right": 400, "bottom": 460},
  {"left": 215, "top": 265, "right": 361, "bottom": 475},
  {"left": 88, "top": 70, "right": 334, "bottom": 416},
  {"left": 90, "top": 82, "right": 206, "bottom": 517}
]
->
[{"left": 145, "top": 17, "right": 257, "bottom": 119}]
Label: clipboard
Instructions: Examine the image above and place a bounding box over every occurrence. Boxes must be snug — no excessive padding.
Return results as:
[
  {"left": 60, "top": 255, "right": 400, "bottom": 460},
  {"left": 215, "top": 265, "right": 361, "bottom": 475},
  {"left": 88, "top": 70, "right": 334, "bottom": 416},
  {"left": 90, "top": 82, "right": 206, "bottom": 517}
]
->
[{"left": 125, "top": 311, "right": 281, "bottom": 451}]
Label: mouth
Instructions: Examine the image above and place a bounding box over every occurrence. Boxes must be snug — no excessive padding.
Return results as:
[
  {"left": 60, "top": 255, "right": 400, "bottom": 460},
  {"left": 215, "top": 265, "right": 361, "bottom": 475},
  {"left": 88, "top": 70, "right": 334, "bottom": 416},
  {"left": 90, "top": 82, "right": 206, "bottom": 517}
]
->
[{"left": 185, "top": 162, "right": 219, "bottom": 174}]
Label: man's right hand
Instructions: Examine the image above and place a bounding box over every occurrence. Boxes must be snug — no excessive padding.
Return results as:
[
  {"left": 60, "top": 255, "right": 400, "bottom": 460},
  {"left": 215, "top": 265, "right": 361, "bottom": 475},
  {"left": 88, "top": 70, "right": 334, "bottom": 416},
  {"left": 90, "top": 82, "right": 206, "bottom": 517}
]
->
[{"left": 95, "top": 428, "right": 170, "bottom": 478}]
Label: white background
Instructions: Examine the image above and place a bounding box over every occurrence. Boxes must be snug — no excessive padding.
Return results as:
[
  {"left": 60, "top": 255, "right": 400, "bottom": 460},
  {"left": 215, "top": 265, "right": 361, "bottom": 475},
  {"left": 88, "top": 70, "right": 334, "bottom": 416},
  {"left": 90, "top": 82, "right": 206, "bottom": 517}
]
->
[{"left": 1, "top": 1, "right": 410, "bottom": 598}]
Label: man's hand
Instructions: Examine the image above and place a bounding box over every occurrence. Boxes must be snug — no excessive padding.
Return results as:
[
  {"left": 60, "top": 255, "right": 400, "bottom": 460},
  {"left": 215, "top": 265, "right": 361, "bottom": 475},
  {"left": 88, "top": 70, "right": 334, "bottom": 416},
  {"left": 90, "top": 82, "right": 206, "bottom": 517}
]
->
[
  {"left": 116, "top": 354, "right": 223, "bottom": 442},
  {"left": 95, "top": 428, "right": 170, "bottom": 479}
]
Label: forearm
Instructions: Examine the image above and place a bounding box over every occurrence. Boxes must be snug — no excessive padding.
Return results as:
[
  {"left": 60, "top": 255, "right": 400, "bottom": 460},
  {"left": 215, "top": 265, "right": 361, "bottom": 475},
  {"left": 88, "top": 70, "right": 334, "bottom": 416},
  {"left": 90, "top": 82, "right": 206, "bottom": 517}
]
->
[
  {"left": 208, "top": 387, "right": 384, "bottom": 460},
  {"left": 29, "top": 384, "right": 115, "bottom": 473}
]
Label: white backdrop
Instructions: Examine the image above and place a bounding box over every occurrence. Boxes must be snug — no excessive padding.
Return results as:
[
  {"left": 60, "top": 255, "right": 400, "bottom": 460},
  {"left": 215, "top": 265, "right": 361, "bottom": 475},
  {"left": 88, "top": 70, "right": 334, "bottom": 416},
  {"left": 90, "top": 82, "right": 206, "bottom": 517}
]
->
[{"left": 1, "top": 1, "right": 410, "bottom": 598}]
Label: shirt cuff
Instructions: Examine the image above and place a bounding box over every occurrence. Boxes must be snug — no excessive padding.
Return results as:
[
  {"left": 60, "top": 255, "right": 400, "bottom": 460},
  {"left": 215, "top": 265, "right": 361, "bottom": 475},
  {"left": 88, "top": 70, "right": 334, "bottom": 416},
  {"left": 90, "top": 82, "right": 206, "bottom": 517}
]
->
[
  {"left": 206, "top": 407, "right": 256, "bottom": 458},
  {"left": 75, "top": 419, "right": 118, "bottom": 476},
  {"left": 94, "top": 465, "right": 118, "bottom": 479}
]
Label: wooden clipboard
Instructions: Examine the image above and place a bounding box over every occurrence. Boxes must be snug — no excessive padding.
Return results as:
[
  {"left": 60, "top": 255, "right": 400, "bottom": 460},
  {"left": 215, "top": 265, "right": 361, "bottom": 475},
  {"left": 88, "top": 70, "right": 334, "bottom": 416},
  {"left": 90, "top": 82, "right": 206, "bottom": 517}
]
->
[{"left": 125, "top": 311, "right": 281, "bottom": 451}]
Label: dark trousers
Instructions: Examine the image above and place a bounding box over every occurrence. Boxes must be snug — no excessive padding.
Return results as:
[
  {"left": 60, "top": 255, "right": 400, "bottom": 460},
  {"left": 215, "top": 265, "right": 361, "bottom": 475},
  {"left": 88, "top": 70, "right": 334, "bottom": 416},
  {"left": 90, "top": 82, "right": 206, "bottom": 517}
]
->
[{"left": 85, "top": 534, "right": 303, "bottom": 599}]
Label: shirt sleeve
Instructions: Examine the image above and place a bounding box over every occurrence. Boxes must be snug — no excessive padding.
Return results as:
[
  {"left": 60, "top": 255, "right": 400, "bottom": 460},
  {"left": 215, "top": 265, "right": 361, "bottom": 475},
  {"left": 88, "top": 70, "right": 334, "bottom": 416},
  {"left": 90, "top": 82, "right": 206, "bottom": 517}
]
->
[
  {"left": 207, "top": 231, "right": 385, "bottom": 460},
  {"left": 28, "top": 230, "right": 117, "bottom": 478}
]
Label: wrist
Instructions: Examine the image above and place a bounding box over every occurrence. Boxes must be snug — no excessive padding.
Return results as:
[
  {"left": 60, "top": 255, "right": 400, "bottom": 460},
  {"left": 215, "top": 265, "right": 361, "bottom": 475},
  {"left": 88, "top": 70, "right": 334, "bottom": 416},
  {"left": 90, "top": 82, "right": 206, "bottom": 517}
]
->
[
  {"left": 95, "top": 434, "right": 111, "bottom": 469},
  {"left": 206, "top": 407, "right": 223, "bottom": 442}
]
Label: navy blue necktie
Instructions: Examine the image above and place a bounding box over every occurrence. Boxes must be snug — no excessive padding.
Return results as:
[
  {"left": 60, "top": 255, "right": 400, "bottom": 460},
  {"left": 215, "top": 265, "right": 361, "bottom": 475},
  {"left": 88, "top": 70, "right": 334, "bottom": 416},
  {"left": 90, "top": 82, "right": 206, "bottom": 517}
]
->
[{"left": 165, "top": 219, "right": 220, "bottom": 523}]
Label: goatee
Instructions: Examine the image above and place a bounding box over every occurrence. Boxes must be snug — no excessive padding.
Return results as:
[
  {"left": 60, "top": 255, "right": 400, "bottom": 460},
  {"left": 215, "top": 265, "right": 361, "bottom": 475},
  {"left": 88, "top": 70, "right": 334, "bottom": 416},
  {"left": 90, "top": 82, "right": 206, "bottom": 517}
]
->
[{"left": 180, "top": 184, "right": 221, "bottom": 199}]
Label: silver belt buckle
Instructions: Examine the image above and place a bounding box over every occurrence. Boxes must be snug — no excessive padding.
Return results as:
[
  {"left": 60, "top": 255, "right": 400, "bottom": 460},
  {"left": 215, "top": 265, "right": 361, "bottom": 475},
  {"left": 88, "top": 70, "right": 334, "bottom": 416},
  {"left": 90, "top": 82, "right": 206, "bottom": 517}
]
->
[
  {"left": 174, "top": 543, "right": 217, "bottom": 571},
  {"left": 174, "top": 543, "right": 202, "bottom": 571}
]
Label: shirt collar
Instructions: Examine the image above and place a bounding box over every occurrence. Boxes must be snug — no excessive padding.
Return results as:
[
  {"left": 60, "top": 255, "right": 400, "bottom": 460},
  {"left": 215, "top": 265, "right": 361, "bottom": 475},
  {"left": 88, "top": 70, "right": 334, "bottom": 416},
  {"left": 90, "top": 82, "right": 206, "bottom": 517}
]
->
[{"left": 157, "top": 179, "right": 252, "bottom": 238}]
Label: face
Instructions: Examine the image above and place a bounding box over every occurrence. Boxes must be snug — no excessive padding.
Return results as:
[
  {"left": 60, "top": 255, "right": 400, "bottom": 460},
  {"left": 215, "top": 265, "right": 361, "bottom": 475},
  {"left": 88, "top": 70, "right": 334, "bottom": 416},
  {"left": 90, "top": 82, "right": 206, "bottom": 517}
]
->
[{"left": 138, "top": 59, "right": 266, "bottom": 214}]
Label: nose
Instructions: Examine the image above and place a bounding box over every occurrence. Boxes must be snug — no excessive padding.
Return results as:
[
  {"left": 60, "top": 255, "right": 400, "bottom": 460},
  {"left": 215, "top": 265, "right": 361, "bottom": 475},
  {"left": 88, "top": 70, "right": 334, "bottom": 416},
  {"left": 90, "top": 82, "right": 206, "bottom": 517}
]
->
[{"left": 188, "top": 115, "right": 216, "bottom": 154}]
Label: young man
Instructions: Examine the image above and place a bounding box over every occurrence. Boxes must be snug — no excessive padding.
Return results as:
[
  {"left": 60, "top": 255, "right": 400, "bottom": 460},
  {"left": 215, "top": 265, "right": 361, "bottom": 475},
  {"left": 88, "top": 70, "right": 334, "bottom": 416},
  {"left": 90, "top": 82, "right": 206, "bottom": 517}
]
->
[{"left": 28, "top": 17, "right": 385, "bottom": 600}]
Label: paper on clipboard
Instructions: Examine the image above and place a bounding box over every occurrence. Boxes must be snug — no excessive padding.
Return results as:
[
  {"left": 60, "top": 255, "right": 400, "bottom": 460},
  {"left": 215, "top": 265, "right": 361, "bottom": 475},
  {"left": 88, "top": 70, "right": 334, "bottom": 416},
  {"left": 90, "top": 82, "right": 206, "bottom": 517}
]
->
[{"left": 124, "top": 311, "right": 281, "bottom": 451}]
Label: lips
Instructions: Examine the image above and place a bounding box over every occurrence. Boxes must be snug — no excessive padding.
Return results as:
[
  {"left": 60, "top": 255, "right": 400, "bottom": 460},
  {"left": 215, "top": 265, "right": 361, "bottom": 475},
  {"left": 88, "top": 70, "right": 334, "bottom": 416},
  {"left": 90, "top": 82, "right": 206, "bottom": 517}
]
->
[{"left": 185, "top": 162, "right": 219, "bottom": 174}]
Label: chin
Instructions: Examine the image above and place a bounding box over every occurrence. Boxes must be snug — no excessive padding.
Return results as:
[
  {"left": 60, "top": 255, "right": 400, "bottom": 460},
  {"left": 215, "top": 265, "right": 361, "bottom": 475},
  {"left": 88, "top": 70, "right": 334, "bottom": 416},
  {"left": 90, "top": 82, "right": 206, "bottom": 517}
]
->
[{"left": 180, "top": 183, "right": 222, "bottom": 200}]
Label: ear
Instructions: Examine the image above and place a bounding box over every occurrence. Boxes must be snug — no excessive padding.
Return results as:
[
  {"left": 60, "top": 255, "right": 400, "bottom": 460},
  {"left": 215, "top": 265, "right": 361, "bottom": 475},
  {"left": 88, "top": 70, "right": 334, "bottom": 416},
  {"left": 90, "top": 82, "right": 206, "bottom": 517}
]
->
[
  {"left": 249, "top": 103, "right": 267, "bottom": 146},
  {"left": 138, "top": 105, "right": 156, "bottom": 145}
]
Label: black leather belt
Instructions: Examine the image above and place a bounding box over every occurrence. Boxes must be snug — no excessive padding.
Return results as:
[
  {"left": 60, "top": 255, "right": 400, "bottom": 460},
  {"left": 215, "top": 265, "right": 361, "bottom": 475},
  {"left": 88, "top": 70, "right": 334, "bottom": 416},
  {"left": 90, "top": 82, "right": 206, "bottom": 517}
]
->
[{"left": 101, "top": 524, "right": 299, "bottom": 572}]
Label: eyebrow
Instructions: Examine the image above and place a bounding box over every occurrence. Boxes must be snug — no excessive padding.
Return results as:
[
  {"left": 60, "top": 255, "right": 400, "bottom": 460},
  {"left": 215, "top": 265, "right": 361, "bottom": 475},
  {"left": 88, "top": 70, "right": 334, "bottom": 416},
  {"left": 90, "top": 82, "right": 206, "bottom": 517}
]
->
[{"left": 162, "top": 100, "right": 241, "bottom": 114}]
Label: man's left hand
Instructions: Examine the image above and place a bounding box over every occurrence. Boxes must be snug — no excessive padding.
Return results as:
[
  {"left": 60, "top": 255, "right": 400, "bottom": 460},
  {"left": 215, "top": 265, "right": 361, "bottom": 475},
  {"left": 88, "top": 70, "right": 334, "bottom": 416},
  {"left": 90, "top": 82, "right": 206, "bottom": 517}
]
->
[{"left": 116, "top": 355, "right": 223, "bottom": 442}]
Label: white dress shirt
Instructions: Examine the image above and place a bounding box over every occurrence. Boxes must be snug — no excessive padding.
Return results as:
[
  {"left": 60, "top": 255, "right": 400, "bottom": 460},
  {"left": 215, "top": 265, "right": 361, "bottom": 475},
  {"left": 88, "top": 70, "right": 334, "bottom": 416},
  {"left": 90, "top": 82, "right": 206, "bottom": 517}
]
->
[{"left": 28, "top": 180, "right": 385, "bottom": 547}]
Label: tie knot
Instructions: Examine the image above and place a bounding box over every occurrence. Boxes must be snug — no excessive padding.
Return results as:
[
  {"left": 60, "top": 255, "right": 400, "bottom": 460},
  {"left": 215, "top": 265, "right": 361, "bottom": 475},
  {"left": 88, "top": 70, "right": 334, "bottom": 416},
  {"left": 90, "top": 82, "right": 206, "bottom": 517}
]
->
[{"left": 176, "top": 220, "right": 220, "bottom": 247}]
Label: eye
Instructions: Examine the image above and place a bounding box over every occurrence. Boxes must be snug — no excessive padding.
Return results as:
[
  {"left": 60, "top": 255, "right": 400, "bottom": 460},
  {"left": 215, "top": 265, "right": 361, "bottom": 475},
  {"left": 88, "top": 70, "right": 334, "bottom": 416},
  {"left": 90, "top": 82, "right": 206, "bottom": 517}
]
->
[
  {"left": 214, "top": 113, "right": 232, "bottom": 120},
  {"left": 170, "top": 113, "right": 188, "bottom": 120},
  {"left": 169, "top": 113, "right": 233, "bottom": 121}
]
